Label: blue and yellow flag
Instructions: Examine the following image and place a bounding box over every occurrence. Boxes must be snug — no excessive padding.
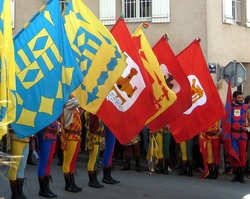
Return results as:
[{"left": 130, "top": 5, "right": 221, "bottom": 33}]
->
[
  {"left": 0, "top": 0, "right": 16, "bottom": 140},
  {"left": 11, "top": 0, "right": 83, "bottom": 138},
  {"left": 63, "top": 0, "right": 127, "bottom": 114}
]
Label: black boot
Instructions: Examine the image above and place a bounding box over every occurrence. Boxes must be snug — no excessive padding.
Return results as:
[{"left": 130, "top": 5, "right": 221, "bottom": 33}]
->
[
  {"left": 163, "top": 159, "right": 169, "bottom": 175},
  {"left": 205, "top": 164, "right": 214, "bottom": 179},
  {"left": 27, "top": 150, "right": 36, "bottom": 166},
  {"left": 135, "top": 157, "right": 141, "bottom": 172},
  {"left": 70, "top": 173, "right": 82, "bottom": 191},
  {"left": 63, "top": 173, "right": 78, "bottom": 192},
  {"left": 238, "top": 167, "right": 245, "bottom": 183},
  {"left": 102, "top": 167, "right": 116, "bottom": 184},
  {"left": 17, "top": 178, "right": 28, "bottom": 199},
  {"left": 38, "top": 177, "right": 55, "bottom": 197},
  {"left": 154, "top": 158, "right": 163, "bottom": 174},
  {"left": 88, "top": 171, "right": 104, "bottom": 188},
  {"left": 178, "top": 161, "right": 187, "bottom": 176},
  {"left": 44, "top": 175, "right": 57, "bottom": 197},
  {"left": 10, "top": 180, "right": 22, "bottom": 199},
  {"left": 187, "top": 160, "right": 193, "bottom": 177},
  {"left": 210, "top": 164, "right": 219, "bottom": 179},
  {"left": 231, "top": 167, "right": 239, "bottom": 182},
  {"left": 120, "top": 155, "right": 131, "bottom": 171},
  {"left": 107, "top": 167, "right": 120, "bottom": 183}
]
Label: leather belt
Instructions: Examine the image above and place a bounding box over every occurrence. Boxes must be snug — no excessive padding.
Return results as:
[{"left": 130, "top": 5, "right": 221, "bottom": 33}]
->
[
  {"left": 65, "top": 130, "right": 81, "bottom": 135},
  {"left": 43, "top": 129, "right": 57, "bottom": 134},
  {"left": 231, "top": 127, "right": 245, "bottom": 133},
  {"left": 206, "top": 132, "right": 218, "bottom": 136}
]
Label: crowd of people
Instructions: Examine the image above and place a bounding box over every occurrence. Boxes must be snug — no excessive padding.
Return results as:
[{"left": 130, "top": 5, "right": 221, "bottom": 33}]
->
[{"left": 1, "top": 91, "right": 250, "bottom": 199}]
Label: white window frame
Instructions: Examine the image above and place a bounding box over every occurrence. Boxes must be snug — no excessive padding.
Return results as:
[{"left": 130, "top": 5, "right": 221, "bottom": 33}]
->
[
  {"left": 100, "top": 0, "right": 116, "bottom": 25},
  {"left": 223, "top": 0, "right": 242, "bottom": 25},
  {"left": 121, "top": 0, "right": 170, "bottom": 23},
  {"left": 11, "top": 0, "right": 15, "bottom": 28}
]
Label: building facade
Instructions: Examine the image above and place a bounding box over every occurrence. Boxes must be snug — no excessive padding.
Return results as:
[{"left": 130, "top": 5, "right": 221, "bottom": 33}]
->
[{"left": 12, "top": 0, "right": 250, "bottom": 100}]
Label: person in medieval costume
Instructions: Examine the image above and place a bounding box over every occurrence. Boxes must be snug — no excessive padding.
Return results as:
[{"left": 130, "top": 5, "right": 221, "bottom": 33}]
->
[
  {"left": 228, "top": 91, "right": 250, "bottom": 183},
  {"left": 8, "top": 128, "right": 30, "bottom": 199},
  {"left": 84, "top": 111, "right": 105, "bottom": 188},
  {"left": 60, "top": 94, "right": 83, "bottom": 192},
  {"left": 199, "top": 121, "right": 221, "bottom": 179},
  {"left": 37, "top": 120, "right": 60, "bottom": 197}
]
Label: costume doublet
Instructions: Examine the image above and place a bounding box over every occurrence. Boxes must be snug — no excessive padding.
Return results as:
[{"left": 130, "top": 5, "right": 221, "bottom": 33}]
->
[{"left": 231, "top": 103, "right": 249, "bottom": 141}]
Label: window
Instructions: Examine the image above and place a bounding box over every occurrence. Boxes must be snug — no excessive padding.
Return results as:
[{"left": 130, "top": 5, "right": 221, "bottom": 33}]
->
[
  {"left": 123, "top": 0, "right": 151, "bottom": 20},
  {"left": 232, "top": 0, "right": 242, "bottom": 22},
  {"left": 223, "top": 0, "right": 242, "bottom": 25},
  {"left": 121, "top": 0, "right": 170, "bottom": 23},
  {"left": 246, "top": 0, "right": 250, "bottom": 27},
  {"left": 100, "top": 0, "right": 116, "bottom": 25},
  {"left": 11, "top": 0, "right": 15, "bottom": 28}
]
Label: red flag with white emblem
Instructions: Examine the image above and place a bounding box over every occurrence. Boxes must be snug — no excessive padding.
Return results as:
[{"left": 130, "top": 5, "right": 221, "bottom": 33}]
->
[{"left": 169, "top": 39, "right": 225, "bottom": 143}]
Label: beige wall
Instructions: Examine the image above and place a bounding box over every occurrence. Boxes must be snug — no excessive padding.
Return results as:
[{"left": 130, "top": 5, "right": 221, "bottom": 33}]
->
[
  {"left": 13, "top": 0, "right": 46, "bottom": 35},
  {"left": 13, "top": 0, "right": 250, "bottom": 98}
]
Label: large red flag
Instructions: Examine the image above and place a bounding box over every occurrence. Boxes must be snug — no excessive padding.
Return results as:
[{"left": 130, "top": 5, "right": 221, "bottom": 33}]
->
[
  {"left": 169, "top": 38, "right": 225, "bottom": 143},
  {"left": 132, "top": 25, "right": 177, "bottom": 129},
  {"left": 148, "top": 35, "right": 192, "bottom": 130},
  {"left": 221, "top": 78, "right": 241, "bottom": 166},
  {"left": 96, "top": 18, "right": 157, "bottom": 145}
]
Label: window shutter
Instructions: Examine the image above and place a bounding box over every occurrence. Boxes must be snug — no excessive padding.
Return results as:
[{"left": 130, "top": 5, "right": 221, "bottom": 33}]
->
[
  {"left": 246, "top": 0, "right": 250, "bottom": 27},
  {"left": 11, "top": 0, "right": 15, "bottom": 28},
  {"left": 223, "top": 0, "right": 233, "bottom": 24},
  {"left": 152, "top": 0, "right": 170, "bottom": 23},
  {"left": 99, "top": 0, "right": 116, "bottom": 25}
]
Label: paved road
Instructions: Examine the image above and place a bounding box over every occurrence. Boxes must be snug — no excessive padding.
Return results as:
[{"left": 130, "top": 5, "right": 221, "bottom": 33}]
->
[{"left": 1, "top": 154, "right": 250, "bottom": 199}]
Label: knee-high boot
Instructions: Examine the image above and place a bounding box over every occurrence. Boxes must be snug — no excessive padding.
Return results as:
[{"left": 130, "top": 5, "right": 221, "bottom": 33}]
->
[
  {"left": 210, "top": 164, "right": 219, "bottom": 179},
  {"left": 238, "top": 167, "right": 245, "bottom": 183},
  {"left": 187, "top": 160, "right": 193, "bottom": 177},
  {"left": 120, "top": 155, "right": 131, "bottom": 171},
  {"left": 135, "top": 157, "right": 141, "bottom": 172},
  {"left": 10, "top": 180, "right": 22, "bottom": 199},
  {"left": 231, "top": 167, "right": 239, "bottom": 182},
  {"left": 70, "top": 173, "right": 82, "bottom": 191},
  {"left": 63, "top": 173, "right": 78, "bottom": 193},
  {"left": 102, "top": 167, "right": 115, "bottom": 184},
  {"left": 88, "top": 170, "right": 104, "bottom": 188},
  {"left": 178, "top": 161, "right": 187, "bottom": 175},
  {"left": 206, "top": 164, "right": 214, "bottom": 179},
  {"left": 38, "top": 176, "right": 55, "bottom": 197},
  {"left": 17, "top": 178, "right": 28, "bottom": 199},
  {"left": 163, "top": 159, "right": 169, "bottom": 175},
  {"left": 154, "top": 158, "right": 163, "bottom": 174},
  {"left": 44, "top": 175, "right": 57, "bottom": 197}
]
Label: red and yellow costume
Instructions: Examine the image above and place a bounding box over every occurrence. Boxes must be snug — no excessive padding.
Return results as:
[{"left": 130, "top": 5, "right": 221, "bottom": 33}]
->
[
  {"left": 85, "top": 111, "right": 105, "bottom": 188},
  {"left": 60, "top": 95, "right": 83, "bottom": 193},
  {"left": 199, "top": 121, "right": 221, "bottom": 179}
]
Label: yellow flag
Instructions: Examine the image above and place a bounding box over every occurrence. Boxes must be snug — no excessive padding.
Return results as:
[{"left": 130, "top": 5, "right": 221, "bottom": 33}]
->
[
  {"left": 132, "top": 25, "right": 176, "bottom": 124},
  {"left": 0, "top": 0, "right": 16, "bottom": 140},
  {"left": 63, "top": 0, "right": 127, "bottom": 114}
]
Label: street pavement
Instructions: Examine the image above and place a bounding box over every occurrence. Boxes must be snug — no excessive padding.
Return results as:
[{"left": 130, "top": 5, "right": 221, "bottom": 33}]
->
[{"left": 1, "top": 153, "right": 250, "bottom": 199}]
